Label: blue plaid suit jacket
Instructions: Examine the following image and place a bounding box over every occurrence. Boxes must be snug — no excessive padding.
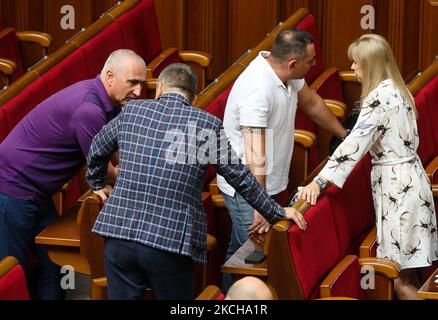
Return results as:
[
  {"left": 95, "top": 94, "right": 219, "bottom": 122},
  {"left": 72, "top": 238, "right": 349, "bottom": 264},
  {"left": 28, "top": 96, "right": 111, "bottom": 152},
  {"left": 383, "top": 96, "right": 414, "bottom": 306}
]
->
[{"left": 87, "top": 93, "right": 285, "bottom": 264}]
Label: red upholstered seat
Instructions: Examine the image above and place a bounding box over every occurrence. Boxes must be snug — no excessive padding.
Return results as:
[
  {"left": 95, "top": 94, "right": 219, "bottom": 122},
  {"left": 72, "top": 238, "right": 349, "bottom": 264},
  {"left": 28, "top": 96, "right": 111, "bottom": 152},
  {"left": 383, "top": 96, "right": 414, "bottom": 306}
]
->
[
  {"left": 423, "top": 76, "right": 438, "bottom": 157},
  {"left": 42, "top": 48, "right": 89, "bottom": 95},
  {"left": 148, "top": 48, "right": 181, "bottom": 79},
  {"left": 116, "top": 0, "right": 162, "bottom": 64},
  {"left": 1, "top": 77, "right": 49, "bottom": 134},
  {"left": 204, "top": 82, "right": 234, "bottom": 121},
  {"left": 416, "top": 90, "right": 437, "bottom": 166},
  {"left": 320, "top": 255, "right": 364, "bottom": 300},
  {"left": 0, "top": 107, "right": 9, "bottom": 142},
  {"left": 296, "top": 15, "right": 324, "bottom": 85},
  {"left": 0, "top": 28, "right": 24, "bottom": 82},
  {"left": 81, "top": 21, "right": 125, "bottom": 77},
  {"left": 325, "top": 157, "right": 375, "bottom": 255},
  {"left": 288, "top": 195, "right": 342, "bottom": 299},
  {"left": 0, "top": 256, "right": 30, "bottom": 300}
]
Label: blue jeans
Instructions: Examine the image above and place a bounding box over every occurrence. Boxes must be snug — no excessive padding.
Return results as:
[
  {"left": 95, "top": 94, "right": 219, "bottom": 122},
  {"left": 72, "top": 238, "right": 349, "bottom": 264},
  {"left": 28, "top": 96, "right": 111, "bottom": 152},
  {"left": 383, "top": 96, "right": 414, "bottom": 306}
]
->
[
  {"left": 104, "top": 238, "right": 195, "bottom": 300},
  {"left": 0, "top": 192, "right": 65, "bottom": 300},
  {"left": 221, "top": 192, "right": 255, "bottom": 292}
]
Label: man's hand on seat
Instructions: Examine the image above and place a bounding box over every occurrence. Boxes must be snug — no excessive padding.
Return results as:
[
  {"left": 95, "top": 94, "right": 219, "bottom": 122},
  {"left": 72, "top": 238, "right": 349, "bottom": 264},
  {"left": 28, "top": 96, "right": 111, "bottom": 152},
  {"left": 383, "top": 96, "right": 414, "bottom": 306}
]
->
[
  {"left": 93, "top": 184, "right": 113, "bottom": 203},
  {"left": 284, "top": 207, "right": 307, "bottom": 231},
  {"left": 248, "top": 210, "right": 270, "bottom": 237}
]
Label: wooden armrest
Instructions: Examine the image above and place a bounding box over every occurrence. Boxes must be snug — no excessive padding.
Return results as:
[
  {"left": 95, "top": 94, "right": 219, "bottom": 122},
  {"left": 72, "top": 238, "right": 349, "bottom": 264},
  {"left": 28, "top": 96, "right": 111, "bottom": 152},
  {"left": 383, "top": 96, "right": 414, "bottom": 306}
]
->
[
  {"left": 179, "top": 51, "right": 212, "bottom": 67},
  {"left": 0, "top": 58, "right": 17, "bottom": 76},
  {"left": 0, "top": 256, "right": 19, "bottom": 278},
  {"left": 359, "top": 226, "right": 377, "bottom": 258},
  {"left": 359, "top": 257, "right": 400, "bottom": 279},
  {"left": 208, "top": 177, "right": 226, "bottom": 208},
  {"left": 425, "top": 154, "right": 438, "bottom": 184},
  {"left": 294, "top": 129, "right": 316, "bottom": 148},
  {"left": 195, "top": 285, "right": 221, "bottom": 300},
  {"left": 309, "top": 67, "right": 339, "bottom": 90},
  {"left": 206, "top": 234, "right": 217, "bottom": 251},
  {"left": 272, "top": 198, "right": 310, "bottom": 232},
  {"left": 339, "top": 70, "right": 360, "bottom": 83},
  {"left": 324, "top": 99, "right": 346, "bottom": 118},
  {"left": 16, "top": 31, "right": 53, "bottom": 49}
]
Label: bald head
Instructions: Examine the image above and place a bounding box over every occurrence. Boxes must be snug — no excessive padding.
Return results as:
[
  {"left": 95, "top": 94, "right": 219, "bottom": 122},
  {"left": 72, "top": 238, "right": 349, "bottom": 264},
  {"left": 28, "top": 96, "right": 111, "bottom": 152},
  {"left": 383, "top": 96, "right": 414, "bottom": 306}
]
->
[
  {"left": 101, "top": 49, "right": 146, "bottom": 76},
  {"left": 100, "top": 49, "right": 147, "bottom": 106},
  {"left": 225, "top": 277, "right": 274, "bottom": 300}
]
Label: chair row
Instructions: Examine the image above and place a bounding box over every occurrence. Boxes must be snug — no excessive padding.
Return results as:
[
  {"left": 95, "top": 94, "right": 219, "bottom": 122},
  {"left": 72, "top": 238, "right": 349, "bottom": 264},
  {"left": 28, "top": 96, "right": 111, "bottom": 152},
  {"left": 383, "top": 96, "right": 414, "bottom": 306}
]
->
[
  {"left": 0, "top": 27, "right": 53, "bottom": 89},
  {"left": 34, "top": 191, "right": 219, "bottom": 299},
  {"left": 0, "top": 0, "right": 211, "bottom": 213}
]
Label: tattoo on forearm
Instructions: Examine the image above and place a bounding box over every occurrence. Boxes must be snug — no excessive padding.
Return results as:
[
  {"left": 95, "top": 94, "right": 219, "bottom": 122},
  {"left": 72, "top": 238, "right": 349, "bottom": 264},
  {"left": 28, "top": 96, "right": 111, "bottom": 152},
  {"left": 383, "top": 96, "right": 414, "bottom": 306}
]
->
[{"left": 240, "top": 126, "right": 264, "bottom": 135}]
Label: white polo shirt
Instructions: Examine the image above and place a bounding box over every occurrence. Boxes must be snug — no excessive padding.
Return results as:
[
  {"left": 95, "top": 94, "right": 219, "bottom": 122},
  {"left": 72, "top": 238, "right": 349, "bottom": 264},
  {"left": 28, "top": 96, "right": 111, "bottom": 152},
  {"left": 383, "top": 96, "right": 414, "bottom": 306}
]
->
[{"left": 217, "top": 51, "right": 305, "bottom": 196}]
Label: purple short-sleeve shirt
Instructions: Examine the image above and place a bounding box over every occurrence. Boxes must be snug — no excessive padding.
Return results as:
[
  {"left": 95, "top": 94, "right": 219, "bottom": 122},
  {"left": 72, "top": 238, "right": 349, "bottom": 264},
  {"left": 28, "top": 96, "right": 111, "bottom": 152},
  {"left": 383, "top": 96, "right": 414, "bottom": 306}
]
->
[{"left": 0, "top": 75, "right": 119, "bottom": 204}]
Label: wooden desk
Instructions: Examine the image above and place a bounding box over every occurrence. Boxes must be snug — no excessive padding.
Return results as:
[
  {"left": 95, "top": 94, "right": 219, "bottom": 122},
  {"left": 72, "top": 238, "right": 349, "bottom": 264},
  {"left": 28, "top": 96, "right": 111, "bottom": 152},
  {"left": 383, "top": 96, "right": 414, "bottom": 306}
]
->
[
  {"left": 35, "top": 203, "right": 92, "bottom": 275},
  {"left": 221, "top": 239, "right": 267, "bottom": 279},
  {"left": 417, "top": 267, "right": 438, "bottom": 299}
]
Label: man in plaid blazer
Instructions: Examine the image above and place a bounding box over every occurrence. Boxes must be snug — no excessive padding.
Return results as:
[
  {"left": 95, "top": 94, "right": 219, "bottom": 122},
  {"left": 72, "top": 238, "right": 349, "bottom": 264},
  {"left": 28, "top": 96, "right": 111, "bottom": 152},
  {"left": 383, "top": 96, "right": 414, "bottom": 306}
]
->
[{"left": 86, "top": 63, "right": 306, "bottom": 300}]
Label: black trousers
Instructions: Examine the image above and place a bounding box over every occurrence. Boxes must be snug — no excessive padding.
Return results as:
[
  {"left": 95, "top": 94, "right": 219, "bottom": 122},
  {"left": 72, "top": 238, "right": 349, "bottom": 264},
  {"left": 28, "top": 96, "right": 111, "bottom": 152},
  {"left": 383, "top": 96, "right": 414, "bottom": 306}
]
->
[{"left": 104, "top": 238, "right": 195, "bottom": 300}]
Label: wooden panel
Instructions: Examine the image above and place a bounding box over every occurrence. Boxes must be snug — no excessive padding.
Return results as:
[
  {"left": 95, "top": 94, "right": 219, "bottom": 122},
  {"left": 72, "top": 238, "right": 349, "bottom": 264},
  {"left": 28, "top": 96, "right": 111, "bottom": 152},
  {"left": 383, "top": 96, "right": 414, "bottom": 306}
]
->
[
  {"left": 322, "top": 0, "right": 376, "bottom": 70},
  {"left": 44, "top": 0, "right": 93, "bottom": 52},
  {"left": 401, "top": 0, "right": 421, "bottom": 80},
  {"left": 420, "top": 0, "right": 438, "bottom": 70},
  {"left": 154, "top": 0, "right": 185, "bottom": 50},
  {"left": 229, "top": 0, "right": 280, "bottom": 62},
  {"left": 185, "top": 0, "right": 229, "bottom": 79}
]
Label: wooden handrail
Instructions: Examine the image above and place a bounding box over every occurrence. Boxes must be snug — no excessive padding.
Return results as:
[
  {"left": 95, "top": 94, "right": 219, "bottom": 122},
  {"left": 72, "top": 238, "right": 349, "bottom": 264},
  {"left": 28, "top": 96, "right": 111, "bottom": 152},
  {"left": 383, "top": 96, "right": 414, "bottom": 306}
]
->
[{"left": 193, "top": 7, "right": 311, "bottom": 109}]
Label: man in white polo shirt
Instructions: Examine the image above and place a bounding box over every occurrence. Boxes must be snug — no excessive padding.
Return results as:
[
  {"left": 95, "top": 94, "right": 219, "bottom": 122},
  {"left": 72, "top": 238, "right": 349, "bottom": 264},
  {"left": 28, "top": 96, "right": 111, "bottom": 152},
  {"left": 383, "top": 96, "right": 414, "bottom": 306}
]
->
[{"left": 218, "top": 28, "right": 348, "bottom": 290}]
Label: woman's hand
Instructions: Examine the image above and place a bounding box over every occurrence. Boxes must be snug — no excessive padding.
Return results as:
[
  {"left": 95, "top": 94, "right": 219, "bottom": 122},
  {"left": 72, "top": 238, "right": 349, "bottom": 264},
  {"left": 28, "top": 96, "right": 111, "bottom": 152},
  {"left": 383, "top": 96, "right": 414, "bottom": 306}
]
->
[{"left": 300, "top": 181, "right": 321, "bottom": 205}]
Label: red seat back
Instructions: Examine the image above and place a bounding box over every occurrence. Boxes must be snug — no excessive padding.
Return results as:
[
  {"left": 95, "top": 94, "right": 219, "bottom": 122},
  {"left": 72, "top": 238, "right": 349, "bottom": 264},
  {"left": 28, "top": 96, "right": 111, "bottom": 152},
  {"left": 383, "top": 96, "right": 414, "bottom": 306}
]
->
[
  {"left": 321, "top": 255, "right": 365, "bottom": 299},
  {"left": 204, "top": 82, "right": 235, "bottom": 121},
  {"left": 0, "top": 28, "right": 24, "bottom": 82},
  {"left": 116, "top": 0, "right": 162, "bottom": 64},
  {"left": 325, "top": 157, "right": 375, "bottom": 255},
  {"left": 296, "top": 15, "right": 324, "bottom": 84},
  {"left": 288, "top": 195, "right": 342, "bottom": 299},
  {"left": 0, "top": 257, "right": 30, "bottom": 300}
]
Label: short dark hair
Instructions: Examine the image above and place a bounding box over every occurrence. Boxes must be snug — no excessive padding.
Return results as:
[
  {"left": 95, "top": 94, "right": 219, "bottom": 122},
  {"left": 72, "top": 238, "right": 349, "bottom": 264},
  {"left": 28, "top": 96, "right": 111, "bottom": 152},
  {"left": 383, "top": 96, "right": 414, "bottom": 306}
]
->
[
  {"left": 158, "top": 63, "right": 198, "bottom": 101},
  {"left": 270, "top": 28, "right": 314, "bottom": 63}
]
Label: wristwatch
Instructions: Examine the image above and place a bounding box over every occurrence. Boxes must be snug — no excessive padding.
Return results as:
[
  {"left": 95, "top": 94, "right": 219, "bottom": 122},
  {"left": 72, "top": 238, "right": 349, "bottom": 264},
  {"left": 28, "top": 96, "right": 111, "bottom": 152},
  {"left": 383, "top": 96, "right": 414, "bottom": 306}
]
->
[{"left": 313, "top": 176, "right": 328, "bottom": 191}]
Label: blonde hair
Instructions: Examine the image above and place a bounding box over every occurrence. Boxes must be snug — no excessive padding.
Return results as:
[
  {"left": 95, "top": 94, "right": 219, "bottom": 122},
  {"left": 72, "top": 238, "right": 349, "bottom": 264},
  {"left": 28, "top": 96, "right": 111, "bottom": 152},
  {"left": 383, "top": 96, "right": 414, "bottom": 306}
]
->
[{"left": 348, "top": 34, "right": 416, "bottom": 114}]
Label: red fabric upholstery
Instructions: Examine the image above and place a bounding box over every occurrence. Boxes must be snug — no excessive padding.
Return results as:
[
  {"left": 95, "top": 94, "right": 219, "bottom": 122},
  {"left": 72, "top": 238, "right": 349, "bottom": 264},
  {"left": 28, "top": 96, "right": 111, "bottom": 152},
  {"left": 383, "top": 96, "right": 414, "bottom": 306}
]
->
[
  {"left": 423, "top": 76, "right": 438, "bottom": 155},
  {"left": 81, "top": 21, "right": 125, "bottom": 77},
  {"left": 324, "top": 256, "right": 365, "bottom": 300},
  {"left": 149, "top": 48, "right": 181, "bottom": 78},
  {"left": 0, "top": 28, "right": 24, "bottom": 82},
  {"left": 42, "top": 48, "right": 89, "bottom": 95},
  {"left": 0, "top": 263, "right": 30, "bottom": 300},
  {"left": 288, "top": 196, "right": 342, "bottom": 299},
  {"left": 416, "top": 90, "right": 437, "bottom": 166},
  {"left": 204, "top": 82, "right": 234, "bottom": 121},
  {"left": 1, "top": 77, "right": 49, "bottom": 133},
  {"left": 313, "top": 69, "right": 344, "bottom": 102},
  {"left": 116, "top": 0, "right": 162, "bottom": 64},
  {"left": 0, "top": 107, "right": 9, "bottom": 142},
  {"left": 325, "top": 158, "right": 375, "bottom": 255},
  {"left": 296, "top": 15, "right": 324, "bottom": 84},
  {"left": 216, "top": 292, "right": 225, "bottom": 300}
]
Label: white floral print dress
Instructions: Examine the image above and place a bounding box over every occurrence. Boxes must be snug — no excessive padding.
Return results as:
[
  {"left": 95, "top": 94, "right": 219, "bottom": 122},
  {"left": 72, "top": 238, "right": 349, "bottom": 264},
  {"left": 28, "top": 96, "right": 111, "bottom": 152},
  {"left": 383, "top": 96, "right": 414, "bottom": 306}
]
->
[{"left": 319, "top": 79, "right": 438, "bottom": 269}]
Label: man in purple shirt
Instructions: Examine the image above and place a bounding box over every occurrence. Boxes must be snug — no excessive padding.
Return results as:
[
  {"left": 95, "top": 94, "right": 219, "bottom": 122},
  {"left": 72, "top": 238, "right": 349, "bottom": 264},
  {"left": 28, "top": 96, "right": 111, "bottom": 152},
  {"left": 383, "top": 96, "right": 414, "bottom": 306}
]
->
[{"left": 0, "top": 49, "right": 146, "bottom": 299}]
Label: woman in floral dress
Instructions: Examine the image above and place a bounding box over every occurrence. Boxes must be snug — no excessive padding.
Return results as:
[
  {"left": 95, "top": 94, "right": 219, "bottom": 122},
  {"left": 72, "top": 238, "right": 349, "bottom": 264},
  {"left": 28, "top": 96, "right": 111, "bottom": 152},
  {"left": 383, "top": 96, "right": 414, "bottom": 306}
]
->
[{"left": 300, "top": 34, "right": 438, "bottom": 299}]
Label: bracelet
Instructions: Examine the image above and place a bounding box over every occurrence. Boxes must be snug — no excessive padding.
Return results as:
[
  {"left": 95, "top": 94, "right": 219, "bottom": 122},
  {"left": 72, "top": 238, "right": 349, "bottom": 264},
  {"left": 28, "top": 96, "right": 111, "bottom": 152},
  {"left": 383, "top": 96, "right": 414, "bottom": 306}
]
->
[{"left": 313, "top": 176, "right": 328, "bottom": 191}]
